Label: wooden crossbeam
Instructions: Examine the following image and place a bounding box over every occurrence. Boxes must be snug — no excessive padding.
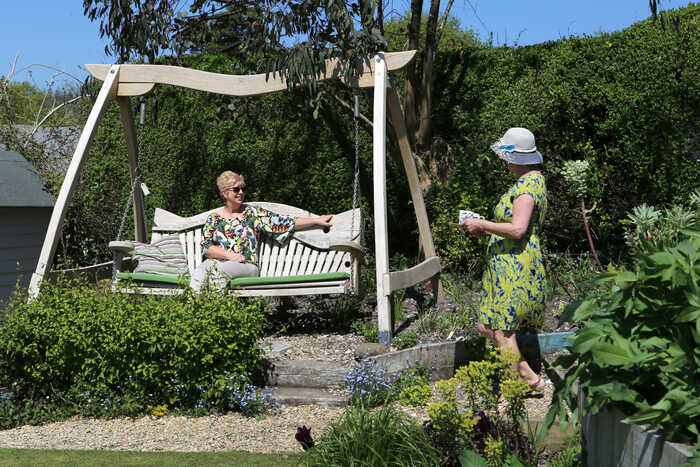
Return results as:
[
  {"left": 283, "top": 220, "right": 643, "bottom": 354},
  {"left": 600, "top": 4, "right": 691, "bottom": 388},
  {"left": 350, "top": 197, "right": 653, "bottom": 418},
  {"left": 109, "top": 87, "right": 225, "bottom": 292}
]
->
[{"left": 85, "top": 51, "right": 417, "bottom": 97}]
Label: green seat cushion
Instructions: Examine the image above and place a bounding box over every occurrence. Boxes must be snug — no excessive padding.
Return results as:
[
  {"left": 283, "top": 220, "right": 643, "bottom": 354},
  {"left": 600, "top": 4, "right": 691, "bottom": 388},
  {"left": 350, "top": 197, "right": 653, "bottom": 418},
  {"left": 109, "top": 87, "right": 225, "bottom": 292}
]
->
[
  {"left": 116, "top": 272, "right": 189, "bottom": 285},
  {"left": 229, "top": 271, "right": 349, "bottom": 287}
]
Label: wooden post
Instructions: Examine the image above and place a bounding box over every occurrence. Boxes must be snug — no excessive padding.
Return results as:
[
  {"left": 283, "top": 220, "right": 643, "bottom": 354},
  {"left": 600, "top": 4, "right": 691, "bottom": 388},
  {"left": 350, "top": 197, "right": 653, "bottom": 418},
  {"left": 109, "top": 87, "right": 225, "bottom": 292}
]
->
[
  {"left": 386, "top": 88, "right": 445, "bottom": 303},
  {"left": 372, "top": 54, "right": 392, "bottom": 346},
  {"left": 117, "top": 96, "right": 147, "bottom": 242},
  {"left": 28, "top": 65, "right": 121, "bottom": 298}
]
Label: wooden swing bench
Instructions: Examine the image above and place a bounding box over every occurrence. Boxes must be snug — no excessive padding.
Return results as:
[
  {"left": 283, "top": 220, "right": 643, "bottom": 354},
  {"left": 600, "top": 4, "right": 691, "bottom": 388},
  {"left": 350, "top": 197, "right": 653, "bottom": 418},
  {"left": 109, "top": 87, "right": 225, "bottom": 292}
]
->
[
  {"left": 110, "top": 202, "right": 365, "bottom": 296},
  {"left": 30, "top": 50, "right": 445, "bottom": 344}
]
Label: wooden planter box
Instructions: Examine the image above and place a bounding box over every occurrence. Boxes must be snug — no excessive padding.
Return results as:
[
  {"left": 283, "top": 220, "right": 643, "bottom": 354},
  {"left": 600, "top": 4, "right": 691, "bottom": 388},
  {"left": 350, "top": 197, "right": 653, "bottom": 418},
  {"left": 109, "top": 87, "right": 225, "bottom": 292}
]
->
[{"left": 582, "top": 406, "right": 693, "bottom": 467}]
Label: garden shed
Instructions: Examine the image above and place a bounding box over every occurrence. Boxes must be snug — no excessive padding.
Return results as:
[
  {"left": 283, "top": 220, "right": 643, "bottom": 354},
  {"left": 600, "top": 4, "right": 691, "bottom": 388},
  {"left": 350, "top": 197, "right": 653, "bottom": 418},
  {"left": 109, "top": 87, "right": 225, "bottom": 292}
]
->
[{"left": 0, "top": 150, "right": 54, "bottom": 302}]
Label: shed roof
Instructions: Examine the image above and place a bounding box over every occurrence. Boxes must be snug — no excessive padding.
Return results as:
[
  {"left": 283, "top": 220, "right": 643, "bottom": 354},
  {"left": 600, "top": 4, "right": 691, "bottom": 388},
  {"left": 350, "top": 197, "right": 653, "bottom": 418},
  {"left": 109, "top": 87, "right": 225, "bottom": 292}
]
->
[{"left": 0, "top": 151, "right": 55, "bottom": 207}]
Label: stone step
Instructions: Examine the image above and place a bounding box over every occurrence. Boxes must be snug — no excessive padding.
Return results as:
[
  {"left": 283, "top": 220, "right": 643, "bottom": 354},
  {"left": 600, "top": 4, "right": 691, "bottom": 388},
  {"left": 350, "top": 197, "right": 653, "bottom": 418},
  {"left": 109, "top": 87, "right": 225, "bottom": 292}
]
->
[
  {"left": 270, "top": 386, "right": 349, "bottom": 407},
  {"left": 264, "top": 359, "right": 350, "bottom": 388}
]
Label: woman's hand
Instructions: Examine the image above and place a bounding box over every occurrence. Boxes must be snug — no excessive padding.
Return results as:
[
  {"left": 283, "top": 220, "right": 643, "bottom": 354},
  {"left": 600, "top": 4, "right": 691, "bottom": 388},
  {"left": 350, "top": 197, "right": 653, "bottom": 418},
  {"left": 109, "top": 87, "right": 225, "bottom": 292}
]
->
[
  {"left": 316, "top": 215, "right": 333, "bottom": 228},
  {"left": 294, "top": 214, "right": 334, "bottom": 230},
  {"left": 226, "top": 251, "right": 246, "bottom": 262},
  {"left": 461, "top": 218, "right": 488, "bottom": 237}
]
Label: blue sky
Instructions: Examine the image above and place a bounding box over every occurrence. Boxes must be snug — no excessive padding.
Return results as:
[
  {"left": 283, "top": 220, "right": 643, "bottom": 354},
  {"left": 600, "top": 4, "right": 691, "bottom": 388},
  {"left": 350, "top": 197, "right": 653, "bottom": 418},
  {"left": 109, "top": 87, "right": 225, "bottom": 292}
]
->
[{"left": 1, "top": 0, "right": 692, "bottom": 89}]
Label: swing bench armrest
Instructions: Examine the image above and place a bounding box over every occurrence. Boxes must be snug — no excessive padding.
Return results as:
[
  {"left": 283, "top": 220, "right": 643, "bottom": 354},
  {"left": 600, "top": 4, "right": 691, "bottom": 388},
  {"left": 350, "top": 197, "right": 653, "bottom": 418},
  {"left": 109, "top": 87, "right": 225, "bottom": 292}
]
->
[
  {"left": 109, "top": 241, "right": 137, "bottom": 256},
  {"left": 109, "top": 241, "right": 137, "bottom": 274},
  {"left": 329, "top": 241, "right": 367, "bottom": 265}
]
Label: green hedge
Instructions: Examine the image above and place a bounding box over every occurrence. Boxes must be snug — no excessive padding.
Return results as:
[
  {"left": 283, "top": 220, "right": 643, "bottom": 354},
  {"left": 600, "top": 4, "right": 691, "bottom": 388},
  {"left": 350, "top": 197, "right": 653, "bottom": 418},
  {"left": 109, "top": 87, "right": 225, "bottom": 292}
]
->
[
  {"left": 0, "top": 280, "right": 269, "bottom": 424},
  {"left": 53, "top": 6, "right": 700, "bottom": 271},
  {"left": 428, "top": 5, "right": 700, "bottom": 269}
]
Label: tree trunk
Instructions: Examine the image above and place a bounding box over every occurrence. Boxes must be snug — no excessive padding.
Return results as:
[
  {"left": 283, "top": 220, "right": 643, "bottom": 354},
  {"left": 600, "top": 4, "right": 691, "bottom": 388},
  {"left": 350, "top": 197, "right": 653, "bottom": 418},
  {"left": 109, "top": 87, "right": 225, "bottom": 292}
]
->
[
  {"left": 404, "top": 0, "right": 424, "bottom": 149},
  {"left": 416, "top": 0, "right": 441, "bottom": 151}
]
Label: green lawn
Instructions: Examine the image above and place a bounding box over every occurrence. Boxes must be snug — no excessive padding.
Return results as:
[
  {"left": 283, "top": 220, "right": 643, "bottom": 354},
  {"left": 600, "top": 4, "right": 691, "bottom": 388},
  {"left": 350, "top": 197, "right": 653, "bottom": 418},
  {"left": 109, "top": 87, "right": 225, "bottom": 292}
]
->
[{"left": 0, "top": 448, "right": 301, "bottom": 466}]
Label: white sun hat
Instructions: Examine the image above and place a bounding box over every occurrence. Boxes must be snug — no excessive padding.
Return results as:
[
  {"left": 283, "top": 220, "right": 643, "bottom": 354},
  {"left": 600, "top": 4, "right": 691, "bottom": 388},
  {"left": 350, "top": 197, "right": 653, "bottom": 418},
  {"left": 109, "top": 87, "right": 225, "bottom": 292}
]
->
[{"left": 490, "top": 127, "right": 543, "bottom": 165}]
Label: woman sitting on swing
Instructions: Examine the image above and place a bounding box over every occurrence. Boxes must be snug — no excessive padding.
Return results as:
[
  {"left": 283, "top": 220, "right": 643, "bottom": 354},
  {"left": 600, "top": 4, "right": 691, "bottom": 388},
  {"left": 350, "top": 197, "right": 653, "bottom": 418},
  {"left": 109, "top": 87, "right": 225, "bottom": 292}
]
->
[{"left": 190, "top": 170, "right": 334, "bottom": 292}]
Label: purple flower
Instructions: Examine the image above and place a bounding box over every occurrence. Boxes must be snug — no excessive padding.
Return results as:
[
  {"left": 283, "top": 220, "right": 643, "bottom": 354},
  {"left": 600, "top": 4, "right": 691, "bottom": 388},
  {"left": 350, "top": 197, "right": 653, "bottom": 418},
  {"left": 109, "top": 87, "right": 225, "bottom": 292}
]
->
[
  {"left": 472, "top": 411, "right": 490, "bottom": 435},
  {"left": 295, "top": 425, "right": 315, "bottom": 450}
]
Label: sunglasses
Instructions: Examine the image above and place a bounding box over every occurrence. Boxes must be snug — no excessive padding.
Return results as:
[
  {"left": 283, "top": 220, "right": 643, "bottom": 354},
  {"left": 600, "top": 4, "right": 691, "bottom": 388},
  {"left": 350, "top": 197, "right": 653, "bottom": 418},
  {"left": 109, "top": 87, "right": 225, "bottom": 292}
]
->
[{"left": 225, "top": 186, "right": 247, "bottom": 194}]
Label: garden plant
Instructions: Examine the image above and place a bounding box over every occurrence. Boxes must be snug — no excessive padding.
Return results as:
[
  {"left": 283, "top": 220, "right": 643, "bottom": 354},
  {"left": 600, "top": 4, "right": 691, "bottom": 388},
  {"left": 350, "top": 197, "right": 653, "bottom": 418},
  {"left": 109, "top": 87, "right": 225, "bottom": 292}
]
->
[
  {"left": 543, "top": 193, "right": 700, "bottom": 461},
  {"left": 0, "top": 279, "right": 275, "bottom": 428}
]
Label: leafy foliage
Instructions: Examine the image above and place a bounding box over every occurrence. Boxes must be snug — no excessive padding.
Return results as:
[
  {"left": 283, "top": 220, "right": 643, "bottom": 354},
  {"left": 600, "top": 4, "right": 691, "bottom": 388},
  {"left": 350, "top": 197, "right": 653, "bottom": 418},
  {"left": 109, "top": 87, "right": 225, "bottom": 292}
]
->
[
  {"left": 428, "top": 5, "right": 700, "bottom": 269},
  {"left": 83, "top": 0, "right": 386, "bottom": 92},
  {"left": 7, "top": 7, "right": 699, "bottom": 276},
  {"left": 0, "top": 278, "right": 271, "bottom": 427},
  {"left": 543, "top": 201, "right": 700, "bottom": 445},
  {"left": 350, "top": 318, "right": 378, "bottom": 343},
  {"left": 343, "top": 360, "right": 432, "bottom": 409},
  {"left": 299, "top": 404, "right": 440, "bottom": 466},
  {"left": 392, "top": 330, "right": 419, "bottom": 350},
  {"left": 426, "top": 348, "right": 537, "bottom": 466}
]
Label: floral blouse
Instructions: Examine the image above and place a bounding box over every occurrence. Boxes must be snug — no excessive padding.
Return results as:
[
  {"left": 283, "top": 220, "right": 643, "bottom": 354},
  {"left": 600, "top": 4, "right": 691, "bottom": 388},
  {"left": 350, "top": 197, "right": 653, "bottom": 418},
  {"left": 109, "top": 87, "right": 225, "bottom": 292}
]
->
[{"left": 201, "top": 205, "right": 296, "bottom": 265}]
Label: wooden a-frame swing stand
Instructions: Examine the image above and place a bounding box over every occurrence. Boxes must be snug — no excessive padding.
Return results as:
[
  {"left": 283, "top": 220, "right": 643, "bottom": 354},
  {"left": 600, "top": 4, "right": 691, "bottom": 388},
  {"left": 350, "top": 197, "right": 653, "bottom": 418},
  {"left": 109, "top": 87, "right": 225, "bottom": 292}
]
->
[{"left": 28, "top": 51, "right": 444, "bottom": 345}]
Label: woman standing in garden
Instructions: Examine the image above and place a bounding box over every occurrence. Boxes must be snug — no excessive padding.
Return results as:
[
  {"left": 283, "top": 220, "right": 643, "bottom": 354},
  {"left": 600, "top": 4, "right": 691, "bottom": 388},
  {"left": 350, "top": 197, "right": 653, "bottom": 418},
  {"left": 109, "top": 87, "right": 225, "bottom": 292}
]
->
[
  {"left": 461, "top": 127, "right": 548, "bottom": 392},
  {"left": 190, "top": 170, "right": 334, "bottom": 291}
]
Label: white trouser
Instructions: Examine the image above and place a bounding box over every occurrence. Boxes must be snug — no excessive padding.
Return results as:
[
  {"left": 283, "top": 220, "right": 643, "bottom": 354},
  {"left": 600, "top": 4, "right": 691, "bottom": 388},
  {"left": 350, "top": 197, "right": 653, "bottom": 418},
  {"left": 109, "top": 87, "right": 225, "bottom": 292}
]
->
[{"left": 190, "top": 259, "right": 259, "bottom": 292}]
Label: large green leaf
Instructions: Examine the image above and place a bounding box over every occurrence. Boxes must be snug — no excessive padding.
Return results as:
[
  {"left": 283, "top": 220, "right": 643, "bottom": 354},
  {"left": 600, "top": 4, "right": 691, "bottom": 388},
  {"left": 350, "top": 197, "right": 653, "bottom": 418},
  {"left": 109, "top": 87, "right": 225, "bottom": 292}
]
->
[
  {"left": 506, "top": 454, "right": 535, "bottom": 467},
  {"left": 675, "top": 306, "right": 700, "bottom": 324},
  {"left": 615, "top": 270, "right": 638, "bottom": 284},
  {"left": 588, "top": 381, "right": 640, "bottom": 404},
  {"left": 572, "top": 299, "right": 600, "bottom": 321},
  {"left": 573, "top": 327, "right": 604, "bottom": 354},
  {"left": 649, "top": 251, "right": 677, "bottom": 266},
  {"left": 551, "top": 352, "right": 578, "bottom": 369},
  {"left": 591, "top": 341, "right": 633, "bottom": 366},
  {"left": 623, "top": 408, "right": 666, "bottom": 425},
  {"left": 558, "top": 300, "right": 582, "bottom": 323},
  {"left": 459, "top": 449, "right": 487, "bottom": 467}
]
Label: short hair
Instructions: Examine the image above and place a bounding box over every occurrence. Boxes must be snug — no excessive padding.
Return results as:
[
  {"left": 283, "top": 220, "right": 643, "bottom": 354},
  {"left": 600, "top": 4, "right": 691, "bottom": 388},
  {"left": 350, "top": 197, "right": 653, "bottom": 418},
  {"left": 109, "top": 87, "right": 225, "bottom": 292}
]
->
[{"left": 216, "top": 171, "right": 245, "bottom": 192}]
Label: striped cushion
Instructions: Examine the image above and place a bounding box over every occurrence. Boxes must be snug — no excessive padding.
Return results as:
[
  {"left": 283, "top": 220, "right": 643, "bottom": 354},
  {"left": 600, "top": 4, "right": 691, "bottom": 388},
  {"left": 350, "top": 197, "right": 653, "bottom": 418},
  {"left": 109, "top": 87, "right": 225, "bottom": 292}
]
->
[{"left": 132, "top": 236, "right": 189, "bottom": 276}]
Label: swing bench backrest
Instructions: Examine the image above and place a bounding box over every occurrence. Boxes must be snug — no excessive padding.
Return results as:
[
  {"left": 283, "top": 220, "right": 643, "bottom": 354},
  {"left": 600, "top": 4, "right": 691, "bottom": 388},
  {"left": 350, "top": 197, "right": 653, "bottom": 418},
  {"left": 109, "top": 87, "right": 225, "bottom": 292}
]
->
[{"left": 110, "top": 202, "right": 365, "bottom": 296}]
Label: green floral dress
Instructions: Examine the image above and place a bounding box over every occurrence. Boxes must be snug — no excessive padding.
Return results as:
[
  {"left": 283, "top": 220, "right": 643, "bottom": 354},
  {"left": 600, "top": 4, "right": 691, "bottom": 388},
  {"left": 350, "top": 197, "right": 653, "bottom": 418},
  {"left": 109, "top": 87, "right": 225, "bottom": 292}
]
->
[
  {"left": 479, "top": 173, "right": 547, "bottom": 330},
  {"left": 201, "top": 205, "right": 296, "bottom": 265}
]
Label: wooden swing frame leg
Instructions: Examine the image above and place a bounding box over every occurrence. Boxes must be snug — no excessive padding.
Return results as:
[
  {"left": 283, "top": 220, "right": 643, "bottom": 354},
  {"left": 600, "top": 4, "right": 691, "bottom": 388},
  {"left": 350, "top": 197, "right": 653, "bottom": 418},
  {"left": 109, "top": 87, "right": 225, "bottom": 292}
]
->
[
  {"left": 373, "top": 55, "right": 444, "bottom": 346},
  {"left": 29, "top": 65, "right": 147, "bottom": 298}
]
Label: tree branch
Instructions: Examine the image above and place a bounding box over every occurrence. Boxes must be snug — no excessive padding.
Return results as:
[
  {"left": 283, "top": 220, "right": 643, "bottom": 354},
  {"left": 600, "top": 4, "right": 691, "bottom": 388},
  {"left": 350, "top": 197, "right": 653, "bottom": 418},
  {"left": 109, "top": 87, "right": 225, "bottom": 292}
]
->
[
  {"left": 27, "top": 95, "right": 84, "bottom": 142},
  {"left": 435, "top": 0, "right": 456, "bottom": 51},
  {"left": 326, "top": 88, "right": 373, "bottom": 128}
]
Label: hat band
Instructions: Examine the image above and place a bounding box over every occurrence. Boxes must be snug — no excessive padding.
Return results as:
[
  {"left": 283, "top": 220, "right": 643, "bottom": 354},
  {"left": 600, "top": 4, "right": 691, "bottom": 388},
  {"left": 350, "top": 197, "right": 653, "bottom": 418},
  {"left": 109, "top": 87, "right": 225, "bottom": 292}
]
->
[{"left": 498, "top": 142, "right": 537, "bottom": 153}]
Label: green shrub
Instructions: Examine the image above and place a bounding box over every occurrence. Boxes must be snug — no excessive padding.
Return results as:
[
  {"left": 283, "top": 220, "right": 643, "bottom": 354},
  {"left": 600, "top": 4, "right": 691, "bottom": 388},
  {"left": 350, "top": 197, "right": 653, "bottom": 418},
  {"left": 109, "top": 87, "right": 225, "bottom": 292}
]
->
[
  {"left": 344, "top": 361, "right": 432, "bottom": 408},
  {"left": 350, "top": 318, "right": 378, "bottom": 343},
  {"left": 544, "top": 201, "right": 700, "bottom": 445},
  {"left": 397, "top": 383, "right": 432, "bottom": 407},
  {"left": 0, "top": 279, "right": 271, "bottom": 427},
  {"left": 300, "top": 405, "right": 440, "bottom": 466},
  {"left": 545, "top": 430, "right": 583, "bottom": 467},
  {"left": 426, "top": 348, "right": 536, "bottom": 465},
  {"left": 430, "top": 5, "right": 700, "bottom": 269},
  {"left": 392, "top": 330, "right": 419, "bottom": 349}
]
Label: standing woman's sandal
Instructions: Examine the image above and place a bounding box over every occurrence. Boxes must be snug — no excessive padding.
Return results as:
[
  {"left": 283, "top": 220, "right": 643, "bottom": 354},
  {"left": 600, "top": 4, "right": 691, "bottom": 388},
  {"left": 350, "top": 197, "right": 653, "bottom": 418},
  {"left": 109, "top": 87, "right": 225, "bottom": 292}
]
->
[{"left": 528, "top": 376, "right": 546, "bottom": 393}]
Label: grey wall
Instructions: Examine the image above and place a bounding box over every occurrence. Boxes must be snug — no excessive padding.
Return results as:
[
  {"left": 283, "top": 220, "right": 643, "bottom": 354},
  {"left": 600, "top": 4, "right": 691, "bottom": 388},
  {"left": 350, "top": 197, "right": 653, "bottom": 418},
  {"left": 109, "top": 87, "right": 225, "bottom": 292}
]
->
[{"left": 0, "top": 207, "right": 52, "bottom": 304}]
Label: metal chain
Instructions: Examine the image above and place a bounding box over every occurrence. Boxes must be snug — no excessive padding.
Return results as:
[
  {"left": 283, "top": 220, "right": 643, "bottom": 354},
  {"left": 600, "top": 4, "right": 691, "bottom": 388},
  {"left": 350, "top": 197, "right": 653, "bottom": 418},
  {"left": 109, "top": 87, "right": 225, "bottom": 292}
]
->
[{"left": 349, "top": 93, "right": 362, "bottom": 294}]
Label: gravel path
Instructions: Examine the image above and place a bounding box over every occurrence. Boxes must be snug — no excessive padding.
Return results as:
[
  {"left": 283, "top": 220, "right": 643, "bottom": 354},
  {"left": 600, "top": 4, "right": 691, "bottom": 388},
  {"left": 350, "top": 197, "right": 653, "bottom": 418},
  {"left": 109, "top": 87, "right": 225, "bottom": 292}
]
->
[{"left": 0, "top": 334, "right": 556, "bottom": 453}]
